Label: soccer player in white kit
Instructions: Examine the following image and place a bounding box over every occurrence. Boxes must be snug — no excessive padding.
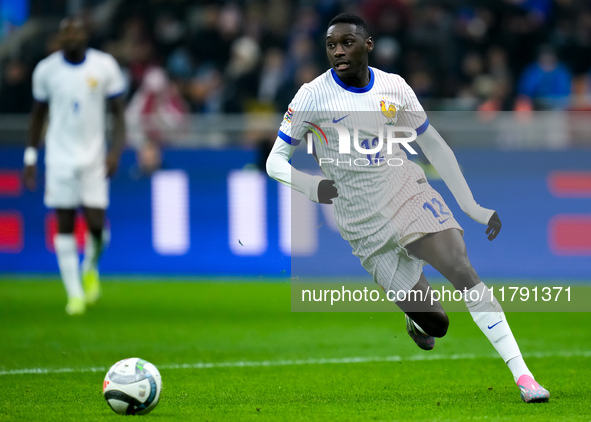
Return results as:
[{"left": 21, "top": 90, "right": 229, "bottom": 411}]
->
[
  {"left": 266, "top": 13, "right": 549, "bottom": 403},
  {"left": 23, "top": 18, "right": 126, "bottom": 315}
]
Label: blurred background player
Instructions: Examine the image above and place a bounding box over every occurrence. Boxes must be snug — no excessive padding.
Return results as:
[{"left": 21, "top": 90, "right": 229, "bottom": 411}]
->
[
  {"left": 126, "top": 66, "right": 189, "bottom": 176},
  {"left": 23, "top": 17, "right": 126, "bottom": 315},
  {"left": 267, "top": 13, "right": 549, "bottom": 403}
]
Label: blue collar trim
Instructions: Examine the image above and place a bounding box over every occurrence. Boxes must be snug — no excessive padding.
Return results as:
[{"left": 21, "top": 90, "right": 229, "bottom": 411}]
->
[
  {"left": 62, "top": 51, "right": 87, "bottom": 66},
  {"left": 330, "top": 67, "right": 374, "bottom": 93}
]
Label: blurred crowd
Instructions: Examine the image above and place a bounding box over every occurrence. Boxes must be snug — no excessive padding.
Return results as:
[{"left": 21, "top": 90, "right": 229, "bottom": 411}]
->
[{"left": 3, "top": 0, "right": 591, "bottom": 119}]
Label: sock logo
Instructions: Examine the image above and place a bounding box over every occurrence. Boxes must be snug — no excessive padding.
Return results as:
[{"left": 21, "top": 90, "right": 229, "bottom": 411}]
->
[{"left": 487, "top": 320, "right": 503, "bottom": 329}]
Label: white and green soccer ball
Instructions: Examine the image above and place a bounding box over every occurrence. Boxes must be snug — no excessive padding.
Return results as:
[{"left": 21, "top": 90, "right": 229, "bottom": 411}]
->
[{"left": 103, "top": 358, "right": 162, "bottom": 415}]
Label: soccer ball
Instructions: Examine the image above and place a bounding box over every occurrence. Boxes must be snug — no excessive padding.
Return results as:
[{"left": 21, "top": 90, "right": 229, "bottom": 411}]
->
[{"left": 103, "top": 357, "right": 162, "bottom": 415}]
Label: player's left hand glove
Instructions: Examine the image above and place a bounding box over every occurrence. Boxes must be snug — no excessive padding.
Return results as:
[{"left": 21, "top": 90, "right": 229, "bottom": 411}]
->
[
  {"left": 318, "top": 179, "right": 338, "bottom": 204},
  {"left": 486, "top": 211, "right": 502, "bottom": 241}
]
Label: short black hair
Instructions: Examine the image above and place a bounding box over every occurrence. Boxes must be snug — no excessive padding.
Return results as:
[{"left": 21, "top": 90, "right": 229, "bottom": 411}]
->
[
  {"left": 59, "top": 16, "right": 84, "bottom": 30},
  {"left": 328, "top": 13, "right": 370, "bottom": 38}
]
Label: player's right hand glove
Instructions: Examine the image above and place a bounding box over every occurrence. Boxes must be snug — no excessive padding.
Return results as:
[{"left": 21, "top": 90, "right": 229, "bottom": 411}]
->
[
  {"left": 318, "top": 180, "right": 338, "bottom": 204},
  {"left": 486, "top": 211, "right": 502, "bottom": 241}
]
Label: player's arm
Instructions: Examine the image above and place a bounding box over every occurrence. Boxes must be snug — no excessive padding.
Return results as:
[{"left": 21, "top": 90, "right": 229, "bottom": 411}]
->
[
  {"left": 23, "top": 101, "right": 49, "bottom": 191},
  {"left": 266, "top": 137, "right": 338, "bottom": 204},
  {"left": 416, "top": 125, "right": 501, "bottom": 240},
  {"left": 106, "top": 95, "right": 126, "bottom": 177}
]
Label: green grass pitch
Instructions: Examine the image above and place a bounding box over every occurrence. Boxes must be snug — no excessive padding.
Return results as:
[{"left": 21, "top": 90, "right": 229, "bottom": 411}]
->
[{"left": 0, "top": 278, "right": 590, "bottom": 421}]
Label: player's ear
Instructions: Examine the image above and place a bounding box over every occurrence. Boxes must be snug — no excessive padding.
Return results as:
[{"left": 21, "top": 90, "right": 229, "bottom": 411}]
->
[{"left": 366, "top": 36, "right": 374, "bottom": 53}]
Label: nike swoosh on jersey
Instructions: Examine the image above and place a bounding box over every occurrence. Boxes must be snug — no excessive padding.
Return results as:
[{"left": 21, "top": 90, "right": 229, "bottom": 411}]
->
[
  {"left": 487, "top": 320, "right": 503, "bottom": 329},
  {"left": 438, "top": 218, "right": 450, "bottom": 224},
  {"left": 332, "top": 115, "right": 349, "bottom": 123}
]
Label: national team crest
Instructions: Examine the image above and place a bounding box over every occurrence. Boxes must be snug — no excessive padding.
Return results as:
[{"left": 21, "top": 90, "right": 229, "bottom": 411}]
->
[
  {"left": 86, "top": 76, "right": 98, "bottom": 89},
  {"left": 379, "top": 97, "right": 397, "bottom": 125}
]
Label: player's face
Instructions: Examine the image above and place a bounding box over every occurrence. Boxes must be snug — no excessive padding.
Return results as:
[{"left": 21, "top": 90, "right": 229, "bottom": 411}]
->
[
  {"left": 326, "top": 23, "right": 373, "bottom": 85},
  {"left": 59, "top": 20, "right": 88, "bottom": 53}
]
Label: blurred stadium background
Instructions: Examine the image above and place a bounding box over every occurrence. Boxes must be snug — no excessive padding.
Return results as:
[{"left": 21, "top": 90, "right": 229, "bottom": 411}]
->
[
  {"left": 0, "top": 0, "right": 590, "bottom": 280},
  {"left": 1, "top": 2, "right": 591, "bottom": 420}
]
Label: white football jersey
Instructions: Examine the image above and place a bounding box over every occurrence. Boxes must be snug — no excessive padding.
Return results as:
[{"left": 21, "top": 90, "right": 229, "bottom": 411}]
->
[
  {"left": 32, "top": 48, "right": 125, "bottom": 168},
  {"left": 279, "top": 67, "right": 430, "bottom": 240}
]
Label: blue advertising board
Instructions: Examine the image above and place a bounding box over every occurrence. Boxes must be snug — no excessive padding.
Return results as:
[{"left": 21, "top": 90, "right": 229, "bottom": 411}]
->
[{"left": 0, "top": 147, "right": 590, "bottom": 280}]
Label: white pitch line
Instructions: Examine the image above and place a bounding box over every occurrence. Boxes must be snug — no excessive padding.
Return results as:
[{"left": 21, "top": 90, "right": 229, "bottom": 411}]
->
[{"left": 1, "top": 350, "right": 590, "bottom": 377}]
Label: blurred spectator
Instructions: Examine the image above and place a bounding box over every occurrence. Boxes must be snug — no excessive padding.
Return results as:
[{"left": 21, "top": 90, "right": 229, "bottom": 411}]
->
[
  {"left": 517, "top": 46, "right": 572, "bottom": 110},
  {"left": 459, "top": 52, "right": 484, "bottom": 100},
  {"left": 4, "top": 0, "right": 591, "bottom": 120},
  {"left": 277, "top": 61, "right": 320, "bottom": 109},
  {"left": 223, "top": 36, "right": 261, "bottom": 112},
  {"left": 187, "top": 65, "right": 225, "bottom": 113},
  {"left": 477, "top": 77, "right": 513, "bottom": 120},
  {"left": 126, "top": 67, "right": 189, "bottom": 174},
  {"left": 257, "top": 48, "right": 287, "bottom": 106},
  {"left": 373, "top": 36, "right": 400, "bottom": 74},
  {"left": 190, "top": 4, "right": 240, "bottom": 71},
  {"left": 361, "top": 0, "right": 409, "bottom": 39},
  {"left": 153, "top": 13, "right": 185, "bottom": 59},
  {"left": 0, "top": 59, "right": 31, "bottom": 113},
  {"left": 408, "top": 70, "right": 435, "bottom": 102},
  {"left": 286, "top": 35, "right": 317, "bottom": 81},
  {"left": 166, "top": 47, "right": 194, "bottom": 79},
  {"left": 104, "top": 16, "right": 155, "bottom": 94}
]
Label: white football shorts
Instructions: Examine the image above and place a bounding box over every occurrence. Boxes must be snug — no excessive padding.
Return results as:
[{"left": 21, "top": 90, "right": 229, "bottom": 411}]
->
[
  {"left": 44, "top": 163, "right": 109, "bottom": 209},
  {"left": 349, "top": 180, "right": 463, "bottom": 300}
]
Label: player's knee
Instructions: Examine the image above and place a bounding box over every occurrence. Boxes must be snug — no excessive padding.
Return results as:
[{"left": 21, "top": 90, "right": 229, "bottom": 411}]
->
[
  {"left": 56, "top": 220, "right": 75, "bottom": 234},
  {"left": 85, "top": 217, "right": 104, "bottom": 238},
  {"left": 446, "top": 256, "right": 478, "bottom": 290}
]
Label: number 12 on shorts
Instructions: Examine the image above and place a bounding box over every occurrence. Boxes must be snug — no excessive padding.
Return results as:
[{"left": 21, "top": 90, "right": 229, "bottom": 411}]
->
[{"left": 423, "top": 198, "right": 450, "bottom": 224}]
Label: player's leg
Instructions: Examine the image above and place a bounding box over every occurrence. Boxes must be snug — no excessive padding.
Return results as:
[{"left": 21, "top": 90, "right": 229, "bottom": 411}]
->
[
  {"left": 405, "top": 229, "right": 477, "bottom": 291},
  {"left": 353, "top": 233, "right": 448, "bottom": 350},
  {"left": 395, "top": 272, "right": 449, "bottom": 350},
  {"left": 406, "top": 228, "right": 549, "bottom": 402},
  {"left": 54, "top": 208, "right": 85, "bottom": 315},
  {"left": 80, "top": 162, "right": 110, "bottom": 304},
  {"left": 81, "top": 206, "right": 106, "bottom": 270},
  {"left": 81, "top": 206, "right": 107, "bottom": 304}
]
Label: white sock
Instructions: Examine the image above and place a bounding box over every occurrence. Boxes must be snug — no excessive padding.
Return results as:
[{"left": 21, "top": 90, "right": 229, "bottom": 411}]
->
[
  {"left": 81, "top": 229, "right": 109, "bottom": 273},
  {"left": 507, "top": 356, "right": 532, "bottom": 382},
  {"left": 54, "top": 234, "right": 83, "bottom": 299},
  {"left": 464, "top": 282, "right": 533, "bottom": 383}
]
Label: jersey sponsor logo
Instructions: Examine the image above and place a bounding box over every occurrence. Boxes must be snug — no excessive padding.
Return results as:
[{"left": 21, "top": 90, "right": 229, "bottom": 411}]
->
[
  {"left": 332, "top": 115, "right": 349, "bottom": 123},
  {"left": 380, "top": 98, "right": 397, "bottom": 125}
]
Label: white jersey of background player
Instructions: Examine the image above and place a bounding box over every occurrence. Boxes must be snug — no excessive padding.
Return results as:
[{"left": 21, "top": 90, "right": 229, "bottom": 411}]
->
[
  {"left": 33, "top": 47, "right": 124, "bottom": 175},
  {"left": 266, "top": 13, "right": 549, "bottom": 403},
  {"left": 25, "top": 18, "right": 126, "bottom": 316}
]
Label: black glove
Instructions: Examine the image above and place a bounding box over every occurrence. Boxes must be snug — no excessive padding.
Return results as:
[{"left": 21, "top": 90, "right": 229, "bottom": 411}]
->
[
  {"left": 318, "top": 180, "right": 338, "bottom": 204},
  {"left": 486, "top": 211, "right": 502, "bottom": 241}
]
